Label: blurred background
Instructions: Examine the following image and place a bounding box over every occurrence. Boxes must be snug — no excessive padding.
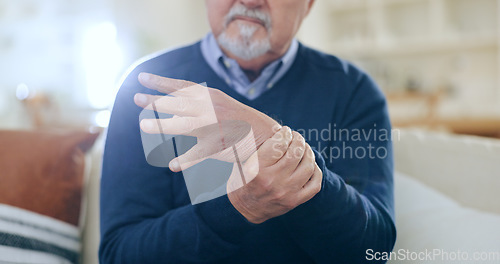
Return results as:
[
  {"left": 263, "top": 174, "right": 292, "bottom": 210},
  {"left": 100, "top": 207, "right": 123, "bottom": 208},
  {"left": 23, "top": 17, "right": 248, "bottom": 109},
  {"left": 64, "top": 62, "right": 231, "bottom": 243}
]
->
[
  {"left": 1, "top": 0, "right": 499, "bottom": 138},
  {"left": 1, "top": 2, "right": 499, "bottom": 263}
]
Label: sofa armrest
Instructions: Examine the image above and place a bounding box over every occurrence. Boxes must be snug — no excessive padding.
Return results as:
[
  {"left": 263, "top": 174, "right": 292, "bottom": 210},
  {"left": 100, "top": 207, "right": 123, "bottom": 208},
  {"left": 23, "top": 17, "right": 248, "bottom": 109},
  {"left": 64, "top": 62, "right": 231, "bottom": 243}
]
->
[{"left": 81, "top": 136, "right": 104, "bottom": 264}]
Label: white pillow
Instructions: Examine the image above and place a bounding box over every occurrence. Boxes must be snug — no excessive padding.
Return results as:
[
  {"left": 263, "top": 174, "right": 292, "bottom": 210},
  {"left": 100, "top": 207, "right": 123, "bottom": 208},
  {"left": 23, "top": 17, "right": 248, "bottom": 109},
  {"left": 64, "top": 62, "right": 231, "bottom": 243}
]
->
[
  {"left": 0, "top": 204, "right": 80, "bottom": 264},
  {"left": 388, "top": 172, "right": 500, "bottom": 264}
]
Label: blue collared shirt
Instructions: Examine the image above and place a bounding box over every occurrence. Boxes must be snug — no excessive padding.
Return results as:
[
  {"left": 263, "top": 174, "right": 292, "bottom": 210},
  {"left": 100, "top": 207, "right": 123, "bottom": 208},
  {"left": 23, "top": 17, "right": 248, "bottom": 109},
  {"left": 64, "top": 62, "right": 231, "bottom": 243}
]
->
[{"left": 200, "top": 33, "right": 298, "bottom": 100}]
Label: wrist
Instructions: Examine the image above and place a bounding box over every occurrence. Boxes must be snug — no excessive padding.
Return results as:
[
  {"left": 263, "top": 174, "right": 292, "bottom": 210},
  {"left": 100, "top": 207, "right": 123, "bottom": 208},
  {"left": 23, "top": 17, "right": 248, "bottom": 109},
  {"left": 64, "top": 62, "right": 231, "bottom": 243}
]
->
[{"left": 227, "top": 189, "right": 266, "bottom": 224}]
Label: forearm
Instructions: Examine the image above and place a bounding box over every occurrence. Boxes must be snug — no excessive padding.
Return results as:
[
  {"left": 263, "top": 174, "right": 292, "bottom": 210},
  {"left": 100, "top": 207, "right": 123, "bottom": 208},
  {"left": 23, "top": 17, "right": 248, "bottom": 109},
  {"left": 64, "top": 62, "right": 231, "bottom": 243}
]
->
[{"left": 100, "top": 195, "right": 255, "bottom": 264}]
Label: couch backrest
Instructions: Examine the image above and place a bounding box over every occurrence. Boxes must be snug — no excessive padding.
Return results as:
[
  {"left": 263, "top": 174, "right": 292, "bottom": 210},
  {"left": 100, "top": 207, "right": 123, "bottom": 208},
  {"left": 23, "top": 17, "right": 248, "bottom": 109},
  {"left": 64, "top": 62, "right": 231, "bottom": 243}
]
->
[{"left": 393, "top": 128, "right": 500, "bottom": 214}]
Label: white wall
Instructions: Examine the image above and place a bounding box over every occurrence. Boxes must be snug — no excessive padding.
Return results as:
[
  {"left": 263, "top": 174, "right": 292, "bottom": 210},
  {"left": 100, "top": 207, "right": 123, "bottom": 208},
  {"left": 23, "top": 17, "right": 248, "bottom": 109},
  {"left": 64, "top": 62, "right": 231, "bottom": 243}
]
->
[
  {"left": 0, "top": 0, "right": 210, "bottom": 129},
  {"left": 2, "top": 0, "right": 498, "bottom": 130},
  {"left": 112, "top": 0, "right": 210, "bottom": 64}
]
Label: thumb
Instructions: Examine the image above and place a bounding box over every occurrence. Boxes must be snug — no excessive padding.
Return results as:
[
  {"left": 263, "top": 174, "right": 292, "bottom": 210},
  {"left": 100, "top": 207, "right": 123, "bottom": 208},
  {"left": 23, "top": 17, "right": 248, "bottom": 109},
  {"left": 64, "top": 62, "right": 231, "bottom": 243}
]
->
[
  {"left": 169, "top": 144, "right": 208, "bottom": 172},
  {"left": 255, "top": 126, "right": 293, "bottom": 168}
]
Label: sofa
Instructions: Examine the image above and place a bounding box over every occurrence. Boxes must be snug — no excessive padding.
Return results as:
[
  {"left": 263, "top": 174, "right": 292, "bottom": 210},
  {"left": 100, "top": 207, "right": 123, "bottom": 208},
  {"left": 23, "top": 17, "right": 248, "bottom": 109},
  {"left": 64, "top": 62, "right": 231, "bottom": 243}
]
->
[
  {"left": 389, "top": 129, "right": 500, "bottom": 263},
  {"left": 1, "top": 128, "right": 498, "bottom": 263}
]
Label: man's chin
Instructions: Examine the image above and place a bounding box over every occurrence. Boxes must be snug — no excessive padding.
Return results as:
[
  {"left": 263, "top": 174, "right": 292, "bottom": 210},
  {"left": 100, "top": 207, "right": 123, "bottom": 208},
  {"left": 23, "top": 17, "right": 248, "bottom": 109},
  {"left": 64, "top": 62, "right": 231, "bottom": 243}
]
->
[
  {"left": 227, "top": 35, "right": 268, "bottom": 46},
  {"left": 217, "top": 34, "right": 271, "bottom": 61}
]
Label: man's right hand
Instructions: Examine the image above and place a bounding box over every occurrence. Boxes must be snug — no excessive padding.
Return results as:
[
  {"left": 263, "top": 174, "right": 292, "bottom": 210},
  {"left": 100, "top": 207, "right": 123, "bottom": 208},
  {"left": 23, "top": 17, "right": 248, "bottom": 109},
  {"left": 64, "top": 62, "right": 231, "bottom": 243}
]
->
[
  {"left": 227, "top": 126, "right": 323, "bottom": 224},
  {"left": 134, "top": 72, "right": 280, "bottom": 172}
]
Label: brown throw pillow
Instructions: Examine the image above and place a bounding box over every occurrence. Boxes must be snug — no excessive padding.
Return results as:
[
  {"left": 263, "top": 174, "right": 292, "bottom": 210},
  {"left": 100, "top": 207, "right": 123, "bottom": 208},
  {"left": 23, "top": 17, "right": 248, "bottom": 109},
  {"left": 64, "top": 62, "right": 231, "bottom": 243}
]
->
[{"left": 0, "top": 130, "right": 99, "bottom": 226}]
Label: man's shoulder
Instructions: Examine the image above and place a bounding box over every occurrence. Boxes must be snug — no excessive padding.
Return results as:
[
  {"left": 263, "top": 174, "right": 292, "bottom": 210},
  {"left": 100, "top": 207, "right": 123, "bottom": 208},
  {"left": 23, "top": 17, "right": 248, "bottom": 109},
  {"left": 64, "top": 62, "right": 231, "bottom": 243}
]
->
[
  {"left": 117, "top": 41, "right": 202, "bottom": 92},
  {"left": 130, "top": 41, "right": 202, "bottom": 75},
  {"left": 296, "top": 43, "right": 384, "bottom": 100},
  {"left": 297, "top": 43, "right": 365, "bottom": 78}
]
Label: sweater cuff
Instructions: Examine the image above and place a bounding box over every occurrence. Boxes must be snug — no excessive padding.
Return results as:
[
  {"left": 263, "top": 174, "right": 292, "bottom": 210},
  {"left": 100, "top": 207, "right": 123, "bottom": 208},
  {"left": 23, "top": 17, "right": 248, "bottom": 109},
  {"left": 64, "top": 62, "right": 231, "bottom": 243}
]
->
[
  {"left": 310, "top": 148, "right": 335, "bottom": 201},
  {"left": 195, "top": 194, "right": 257, "bottom": 243}
]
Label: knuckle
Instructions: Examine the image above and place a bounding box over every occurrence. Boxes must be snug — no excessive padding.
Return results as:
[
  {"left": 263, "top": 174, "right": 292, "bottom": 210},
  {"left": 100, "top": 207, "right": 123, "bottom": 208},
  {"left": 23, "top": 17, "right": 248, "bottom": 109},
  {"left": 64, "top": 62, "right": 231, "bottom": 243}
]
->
[
  {"left": 313, "top": 171, "right": 322, "bottom": 194},
  {"left": 314, "top": 162, "right": 321, "bottom": 172},
  {"left": 282, "top": 198, "right": 296, "bottom": 210},
  {"left": 284, "top": 151, "right": 294, "bottom": 161},
  {"left": 245, "top": 163, "right": 259, "bottom": 177},
  {"left": 272, "top": 129, "right": 284, "bottom": 141},
  {"left": 272, "top": 124, "right": 282, "bottom": 134},
  {"left": 293, "top": 146, "right": 305, "bottom": 159},
  {"left": 308, "top": 148, "right": 316, "bottom": 162},
  {"left": 292, "top": 131, "right": 305, "bottom": 143},
  {"left": 273, "top": 141, "right": 286, "bottom": 152},
  {"left": 270, "top": 147, "right": 285, "bottom": 160},
  {"left": 283, "top": 127, "right": 293, "bottom": 141},
  {"left": 281, "top": 151, "right": 294, "bottom": 164},
  {"left": 272, "top": 189, "right": 287, "bottom": 201},
  {"left": 255, "top": 176, "right": 273, "bottom": 191},
  {"left": 280, "top": 134, "right": 290, "bottom": 145},
  {"left": 305, "top": 162, "right": 316, "bottom": 175},
  {"left": 284, "top": 149, "right": 300, "bottom": 163},
  {"left": 314, "top": 180, "right": 322, "bottom": 194},
  {"left": 262, "top": 182, "right": 273, "bottom": 192}
]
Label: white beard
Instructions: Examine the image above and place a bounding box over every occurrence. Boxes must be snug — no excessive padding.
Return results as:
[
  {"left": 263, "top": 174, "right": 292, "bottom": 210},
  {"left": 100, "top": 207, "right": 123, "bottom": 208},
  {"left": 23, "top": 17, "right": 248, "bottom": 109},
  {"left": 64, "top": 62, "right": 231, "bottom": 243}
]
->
[{"left": 217, "top": 22, "right": 272, "bottom": 61}]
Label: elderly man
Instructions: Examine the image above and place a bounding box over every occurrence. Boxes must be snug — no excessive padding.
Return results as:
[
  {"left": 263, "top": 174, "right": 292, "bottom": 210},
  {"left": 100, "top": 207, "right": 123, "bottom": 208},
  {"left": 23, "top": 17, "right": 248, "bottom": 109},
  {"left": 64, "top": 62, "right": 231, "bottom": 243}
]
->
[{"left": 100, "top": 0, "right": 396, "bottom": 263}]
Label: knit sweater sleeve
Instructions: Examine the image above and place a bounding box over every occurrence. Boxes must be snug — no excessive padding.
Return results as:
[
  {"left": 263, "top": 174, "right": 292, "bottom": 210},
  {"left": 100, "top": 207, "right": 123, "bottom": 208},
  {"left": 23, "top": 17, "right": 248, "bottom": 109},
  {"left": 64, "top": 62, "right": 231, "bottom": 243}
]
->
[
  {"left": 282, "top": 65, "right": 396, "bottom": 264},
  {"left": 98, "top": 69, "right": 257, "bottom": 264}
]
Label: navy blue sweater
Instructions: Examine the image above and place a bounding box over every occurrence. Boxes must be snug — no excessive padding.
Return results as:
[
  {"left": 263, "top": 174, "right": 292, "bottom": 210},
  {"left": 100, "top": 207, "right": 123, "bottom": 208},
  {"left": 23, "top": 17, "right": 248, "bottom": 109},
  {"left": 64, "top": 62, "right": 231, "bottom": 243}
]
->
[{"left": 100, "top": 42, "right": 396, "bottom": 263}]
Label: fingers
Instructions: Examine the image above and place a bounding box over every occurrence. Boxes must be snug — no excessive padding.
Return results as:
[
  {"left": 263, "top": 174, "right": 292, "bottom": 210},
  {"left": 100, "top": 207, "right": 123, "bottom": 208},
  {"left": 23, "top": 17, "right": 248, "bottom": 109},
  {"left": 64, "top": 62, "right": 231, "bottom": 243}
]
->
[
  {"left": 255, "top": 126, "right": 293, "bottom": 168},
  {"left": 232, "top": 126, "right": 290, "bottom": 185},
  {"left": 289, "top": 144, "right": 316, "bottom": 187},
  {"left": 138, "top": 72, "right": 199, "bottom": 97},
  {"left": 168, "top": 144, "right": 210, "bottom": 172},
  {"left": 233, "top": 126, "right": 293, "bottom": 187},
  {"left": 169, "top": 130, "right": 238, "bottom": 172},
  {"left": 140, "top": 116, "right": 207, "bottom": 135},
  {"left": 297, "top": 163, "right": 323, "bottom": 203},
  {"left": 134, "top": 93, "right": 200, "bottom": 116},
  {"left": 269, "top": 131, "right": 306, "bottom": 176}
]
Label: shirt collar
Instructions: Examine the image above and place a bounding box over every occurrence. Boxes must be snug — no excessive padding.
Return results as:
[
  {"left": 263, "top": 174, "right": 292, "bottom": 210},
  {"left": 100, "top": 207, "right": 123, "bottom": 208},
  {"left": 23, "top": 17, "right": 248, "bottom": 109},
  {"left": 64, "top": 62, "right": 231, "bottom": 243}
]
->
[{"left": 201, "top": 32, "right": 299, "bottom": 100}]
